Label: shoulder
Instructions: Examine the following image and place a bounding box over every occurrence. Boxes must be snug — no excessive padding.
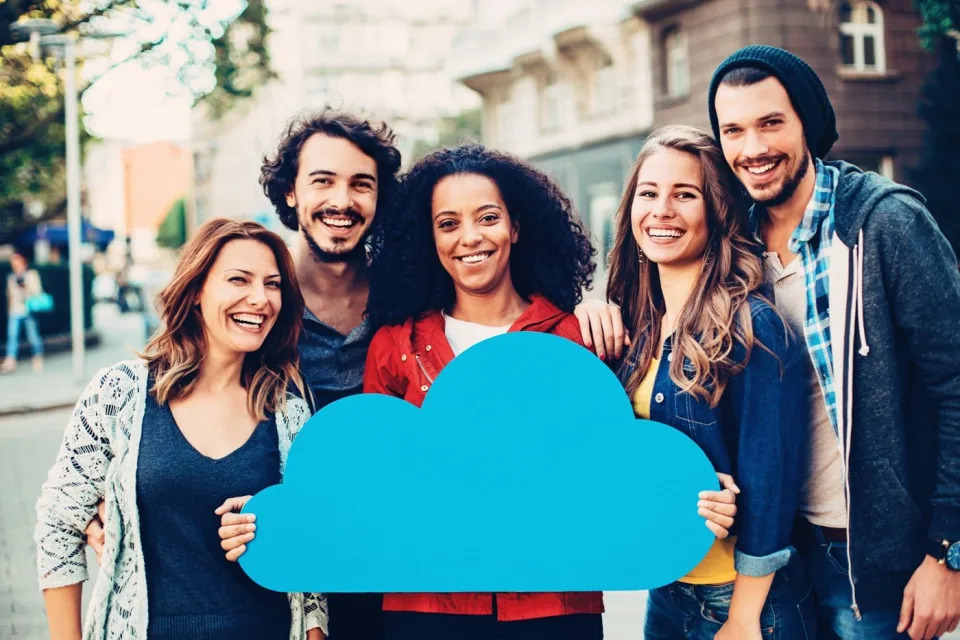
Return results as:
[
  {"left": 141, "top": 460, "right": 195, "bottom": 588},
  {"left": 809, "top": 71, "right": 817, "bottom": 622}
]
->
[
  {"left": 280, "top": 395, "right": 312, "bottom": 434},
  {"left": 367, "top": 323, "right": 406, "bottom": 360},
  {"left": 88, "top": 359, "right": 148, "bottom": 399},
  {"left": 744, "top": 295, "right": 794, "bottom": 352},
  {"left": 551, "top": 313, "right": 587, "bottom": 347}
]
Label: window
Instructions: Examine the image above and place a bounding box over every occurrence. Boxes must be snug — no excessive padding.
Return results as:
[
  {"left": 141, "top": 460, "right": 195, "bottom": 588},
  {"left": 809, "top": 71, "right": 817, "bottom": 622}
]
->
[
  {"left": 663, "top": 27, "right": 690, "bottom": 98},
  {"left": 593, "top": 62, "right": 617, "bottom": 115},
  {"left": 542, "top": 79, "right": 564, "bottom": 131},
  {"left": 839, "top": 1, "right": 886, "bottom": 73},
  {"left": 846, "top": 154, "right": 894, "bottom": 179}
]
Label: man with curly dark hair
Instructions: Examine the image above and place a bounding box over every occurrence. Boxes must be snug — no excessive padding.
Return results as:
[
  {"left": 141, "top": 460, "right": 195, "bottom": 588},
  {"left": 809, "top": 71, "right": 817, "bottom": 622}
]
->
[{"left": 259, "top": 108, "right": 402, "bottom": 640}]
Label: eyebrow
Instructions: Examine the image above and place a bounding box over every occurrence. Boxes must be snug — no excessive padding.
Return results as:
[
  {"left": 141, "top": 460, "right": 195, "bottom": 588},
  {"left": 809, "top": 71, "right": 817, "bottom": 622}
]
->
[
  {"left": 225, "top": 269, "right": 282, "bottom": 279},
  {"left": 307, "top": 169, "right": 377, "bottom": 183},
  {"left": 637, "top": 181, "right": 703, "bottom": 192},
  {"left": 719, "top": 111, "right": 785, "bottom": 129},
  {"left": 433, "top": 203, "right": 502, "bottom": 220}
]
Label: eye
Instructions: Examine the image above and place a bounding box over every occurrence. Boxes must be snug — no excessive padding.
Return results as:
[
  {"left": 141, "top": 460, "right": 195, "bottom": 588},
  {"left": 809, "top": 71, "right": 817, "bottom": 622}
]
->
[
  {"left": 479, "top": 213, "right": 500, "bottom": 223},
  {"left": 229, "top": 276, "right": 247, "bottom": 284},
  {"left": 312, "top": 177, "right": 332, "bottom": 185},
  {"left": 676, "top": 192, "right": 697, "bottom": 200},
  {"left": 636, "top": 190, "right": 657, "bottom": 199},
  {"left": 266, "top": 280, "right": 282, "bottom": 289},
  {"left": 762, "top": 118, "right": 783, "bottom": 128},
  {"left": 437, "top": 219, "right": 458, "bottom": 230},
  {"left": 353, "top": 181, "right": 374, "bottom": 192},
  {"left": 722, "top": 127, "right": 741, "bottom": 136}
]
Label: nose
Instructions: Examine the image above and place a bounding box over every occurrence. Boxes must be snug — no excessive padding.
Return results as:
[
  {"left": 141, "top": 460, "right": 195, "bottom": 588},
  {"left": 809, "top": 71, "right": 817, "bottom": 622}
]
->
[
  {"left": 651, "top": 195, "right": 676, "bottom": 220},
  {"left": 742, "top": 127, "right": 770, "bottom": 159},
  {"left": 325, "top": 182, "right": 351, "bottom": 212},
  {"left": 247, "top": 282, "right": 268, "bottom": 307},
  {"left": 459, "top": 220, "right": 483, "bottom": 247}
]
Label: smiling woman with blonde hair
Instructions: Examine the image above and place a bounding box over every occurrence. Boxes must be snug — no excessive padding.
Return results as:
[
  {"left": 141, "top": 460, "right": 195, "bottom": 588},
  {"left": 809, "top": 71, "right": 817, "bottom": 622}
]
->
[
  {"left": 607, "top": 125, "right": 812, "bottom": 640},
  {"left": 35, "top": 218, "right": 327, "bottom": 640}
]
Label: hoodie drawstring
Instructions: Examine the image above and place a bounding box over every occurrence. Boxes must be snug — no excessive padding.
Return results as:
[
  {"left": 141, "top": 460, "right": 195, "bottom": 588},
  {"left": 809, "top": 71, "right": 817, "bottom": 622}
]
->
[{"left": 855, "top": 229, "right": 871, "bottom": 357}]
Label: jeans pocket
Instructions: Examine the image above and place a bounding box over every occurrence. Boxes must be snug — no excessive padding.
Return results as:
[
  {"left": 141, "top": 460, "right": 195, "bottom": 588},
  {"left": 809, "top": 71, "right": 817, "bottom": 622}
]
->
[{"left": 824, "top": 541, "right": 850, "bottom": 576}]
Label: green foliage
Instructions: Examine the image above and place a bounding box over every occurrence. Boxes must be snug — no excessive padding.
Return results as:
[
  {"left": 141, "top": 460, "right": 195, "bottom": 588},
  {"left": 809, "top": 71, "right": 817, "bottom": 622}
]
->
[
  {"left": 0, "top": 1, "right": 271, "bottom": 242},
  {"left": 914, "top": 0, "right": 960, "bottom": 49},
  {"left": 156, "top": 197, "right": 187, "bottom": 249}
]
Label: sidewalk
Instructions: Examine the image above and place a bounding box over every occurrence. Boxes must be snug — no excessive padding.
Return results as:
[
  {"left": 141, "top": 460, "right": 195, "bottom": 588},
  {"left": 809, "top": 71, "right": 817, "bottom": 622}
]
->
[{"left": 0, "top": 304, "right": 147, "bottom": 417}]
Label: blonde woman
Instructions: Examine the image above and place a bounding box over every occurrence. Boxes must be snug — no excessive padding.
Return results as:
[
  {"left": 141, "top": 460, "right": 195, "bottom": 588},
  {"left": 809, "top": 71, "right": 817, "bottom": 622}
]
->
[
  {"left": 606, "top": 126, "right": 813, "bottom": 640},
  {"left": 35, "top": 219, "right": 326, "bottom": 640}
]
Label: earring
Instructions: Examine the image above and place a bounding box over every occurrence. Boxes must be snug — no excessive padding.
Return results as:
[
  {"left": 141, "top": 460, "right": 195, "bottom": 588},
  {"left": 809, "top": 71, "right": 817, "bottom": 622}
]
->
[{"left": 638, "top": 247, "right": 645, "bottom": 263}]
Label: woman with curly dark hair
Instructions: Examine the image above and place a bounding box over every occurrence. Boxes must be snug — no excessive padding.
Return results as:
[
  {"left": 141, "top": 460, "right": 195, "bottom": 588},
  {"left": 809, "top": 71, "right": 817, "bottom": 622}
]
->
[{"left": 363, "top": 144, "right": 605, "bottom": 639}]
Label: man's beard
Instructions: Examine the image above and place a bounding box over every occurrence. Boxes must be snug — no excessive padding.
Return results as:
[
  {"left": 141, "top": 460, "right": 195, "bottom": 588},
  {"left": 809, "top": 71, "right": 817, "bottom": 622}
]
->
[
  {"left": 302, "top": 226, "right": 369, "bottom": 264},
  {"left": 755, "top": 147, "right": 811, "bottom": 207}
]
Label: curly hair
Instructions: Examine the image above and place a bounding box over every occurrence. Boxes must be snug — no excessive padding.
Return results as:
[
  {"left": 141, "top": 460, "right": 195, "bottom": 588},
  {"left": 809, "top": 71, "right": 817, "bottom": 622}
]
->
[
  {"left": 366, "top": 144, "right": 596, "bottom": 328},
  {"left": 606, "top": 125, "right": 770, "bottom": 407},
  {"left": 260, "top": 108, "right": 403, "bottom": 231}
]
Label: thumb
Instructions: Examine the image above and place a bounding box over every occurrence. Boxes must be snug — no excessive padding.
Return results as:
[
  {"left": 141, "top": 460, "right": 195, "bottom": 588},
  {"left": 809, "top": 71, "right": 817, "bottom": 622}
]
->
[
  {"left": 214, "top": 495, "right": 252, "bottom": 515},
  {"left": 898, "top": 586, "right": 914, "bottom": 633}
]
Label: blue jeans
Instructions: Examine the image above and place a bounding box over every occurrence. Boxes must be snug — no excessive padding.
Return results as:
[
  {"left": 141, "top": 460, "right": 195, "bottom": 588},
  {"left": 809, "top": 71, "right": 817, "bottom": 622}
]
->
[
  {"left": 644, "top": 560, "right": 815, "bottom": 639},
  {"left": 383, "top": 611, "right": 603, "bottom": 640},
  {"left": 797, "top": 524, "right": 914, "bottom": 640},
  {"left": 5, "top": 313, "right": 43, "bottom": 360}
]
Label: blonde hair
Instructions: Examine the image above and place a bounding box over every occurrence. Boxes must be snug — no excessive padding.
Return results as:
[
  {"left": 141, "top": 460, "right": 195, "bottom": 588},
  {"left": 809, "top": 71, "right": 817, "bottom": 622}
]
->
[
  {"left": 606, "top": 125, "right": 770, "bottom": 406},
  {"left": 141, "top": 218, "right": 306, "bottom": 419}
]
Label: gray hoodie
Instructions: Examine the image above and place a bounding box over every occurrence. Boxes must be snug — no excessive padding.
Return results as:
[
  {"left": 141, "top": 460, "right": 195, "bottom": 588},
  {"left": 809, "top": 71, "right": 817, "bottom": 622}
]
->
[{"left": 824, "top": 160, "right": 960, "bottom": 613}]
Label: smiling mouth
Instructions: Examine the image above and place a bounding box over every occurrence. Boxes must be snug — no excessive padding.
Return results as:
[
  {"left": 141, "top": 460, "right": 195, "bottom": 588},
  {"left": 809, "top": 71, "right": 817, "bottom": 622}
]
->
[
  {"left": 456, "top": 251, "right": 493, "bottom": 265},
  {"left": 314, "top": 212, "right": 364, "bottom": 230},
  {"left": 741, "top": 158, "right": 783, "bottom": 177},
  {"left": 646, "top": 228, "right": 685, "bottom": 240},
  {"left": 230, "top": 313, "right": 266, "bottom": 331}
]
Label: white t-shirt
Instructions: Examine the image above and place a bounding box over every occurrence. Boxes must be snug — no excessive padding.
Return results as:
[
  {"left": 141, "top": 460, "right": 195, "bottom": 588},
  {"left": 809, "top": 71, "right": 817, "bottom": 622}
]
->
[{"left": 442, "top": 312, "right": 511, "bottom": 356}]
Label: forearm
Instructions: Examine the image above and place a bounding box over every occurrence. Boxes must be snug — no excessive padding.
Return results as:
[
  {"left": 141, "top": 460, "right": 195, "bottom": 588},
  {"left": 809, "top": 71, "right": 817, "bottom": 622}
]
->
[
  {"left": 43, "top": 583, "right": 83, "bottom": 640},
  {"left": 728, "top": 572, "right": 775, "bottom": 623},
  {"left": 307, "top": 629, "right": 326, "bottom": 640}
]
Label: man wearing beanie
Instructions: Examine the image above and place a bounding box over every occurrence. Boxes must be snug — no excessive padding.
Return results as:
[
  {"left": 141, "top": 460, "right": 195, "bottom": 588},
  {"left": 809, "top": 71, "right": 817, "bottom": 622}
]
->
[{"left": 708, "top": 45, "right": 960, "bottom": 640}]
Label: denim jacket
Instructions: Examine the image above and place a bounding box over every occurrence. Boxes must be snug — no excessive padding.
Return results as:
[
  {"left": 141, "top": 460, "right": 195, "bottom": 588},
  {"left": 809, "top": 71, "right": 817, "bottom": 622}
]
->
[{"left": 618, "top": 296, "right": 808, "bottom": 577}]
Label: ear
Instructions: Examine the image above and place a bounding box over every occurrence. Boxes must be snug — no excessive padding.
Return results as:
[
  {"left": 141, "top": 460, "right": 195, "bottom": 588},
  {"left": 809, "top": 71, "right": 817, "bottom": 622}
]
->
[
  {"left": 511, "top": 220, "right": 519, "bottom": 244},
  {"left": 285, "top": 190, "right": 296, "bottom": 209}
]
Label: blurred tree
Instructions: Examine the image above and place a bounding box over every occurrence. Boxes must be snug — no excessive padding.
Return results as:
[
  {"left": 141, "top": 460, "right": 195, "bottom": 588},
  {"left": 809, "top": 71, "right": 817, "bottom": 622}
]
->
[
  {"left": 156, "top": 196, "right": 187, "bottom": 249},
  {"left": 0, "top": 0, "right": 271, "bottom": 244},
  {"left": 410, "top": 108, "right": 483, "bottom": 161}
]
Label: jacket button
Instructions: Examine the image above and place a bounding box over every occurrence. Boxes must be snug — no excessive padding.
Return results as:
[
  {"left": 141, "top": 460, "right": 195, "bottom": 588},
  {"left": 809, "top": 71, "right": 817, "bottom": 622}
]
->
[
  {"left": 654, "top": 392, "right": 665, "bottom": 404},
  {"left": 425, "top": 345, "right": 432, "bottom": 351},
  {"left": 776, "top": 280, "right": 784, "bottom": 288},
  {"left": 401, "top": 354, "right": 407, "bottom": 362},
  {"left": 420, "top": 385, "right": 429, "bottom": 392}
]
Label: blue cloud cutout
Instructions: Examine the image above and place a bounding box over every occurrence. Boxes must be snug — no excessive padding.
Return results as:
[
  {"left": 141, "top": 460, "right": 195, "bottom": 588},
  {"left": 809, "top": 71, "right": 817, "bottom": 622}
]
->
[{"left": 239, "top": 332, "right": 717, "bottom": 593}]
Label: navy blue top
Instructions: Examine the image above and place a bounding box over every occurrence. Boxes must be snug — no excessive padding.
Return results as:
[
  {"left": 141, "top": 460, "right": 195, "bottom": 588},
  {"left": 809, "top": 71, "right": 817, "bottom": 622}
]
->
[
  {"left": 299, "top": 307, "right": 372, "bottom": 411},
  {"left": 137, "top": 388, "right": 290, "bottom": 640}
]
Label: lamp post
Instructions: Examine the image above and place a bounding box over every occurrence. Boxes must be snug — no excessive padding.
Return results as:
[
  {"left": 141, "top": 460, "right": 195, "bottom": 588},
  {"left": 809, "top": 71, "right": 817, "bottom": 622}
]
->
[{"left": 11, "top": 20, "right": 95, "bottom": 381}]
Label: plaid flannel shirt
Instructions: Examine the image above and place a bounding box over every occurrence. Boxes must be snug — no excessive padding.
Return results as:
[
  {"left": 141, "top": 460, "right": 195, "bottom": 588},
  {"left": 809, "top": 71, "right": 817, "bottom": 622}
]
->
[{"left": 755, "top": 158, "right": 840, "bottom": 432}]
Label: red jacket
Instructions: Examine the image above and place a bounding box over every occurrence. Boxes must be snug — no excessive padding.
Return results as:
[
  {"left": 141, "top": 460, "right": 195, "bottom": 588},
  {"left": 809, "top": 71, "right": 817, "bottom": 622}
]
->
[{"left": 363, "top": 294, "right": 604, "bottom": 621}]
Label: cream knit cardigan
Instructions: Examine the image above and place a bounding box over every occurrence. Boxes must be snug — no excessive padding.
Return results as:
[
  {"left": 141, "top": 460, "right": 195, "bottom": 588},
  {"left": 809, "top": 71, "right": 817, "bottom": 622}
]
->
[{"left": 35, "top": 359, "right": 328, "bottom": 639}]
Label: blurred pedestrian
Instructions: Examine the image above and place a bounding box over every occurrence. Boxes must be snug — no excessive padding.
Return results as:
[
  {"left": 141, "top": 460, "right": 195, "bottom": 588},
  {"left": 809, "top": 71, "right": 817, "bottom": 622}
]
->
[{"left": 2, "top": 249, "right": 45, "bottom": 374}]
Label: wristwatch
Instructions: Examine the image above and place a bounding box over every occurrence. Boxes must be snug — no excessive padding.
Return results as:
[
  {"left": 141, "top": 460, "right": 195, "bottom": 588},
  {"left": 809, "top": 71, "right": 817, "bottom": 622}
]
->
[{"left": 927, "top": 538, "right": 960, "bottom": 571}]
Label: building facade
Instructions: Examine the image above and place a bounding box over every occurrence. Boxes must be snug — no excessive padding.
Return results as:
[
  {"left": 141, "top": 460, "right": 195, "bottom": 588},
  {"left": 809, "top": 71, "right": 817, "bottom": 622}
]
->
[
  {"left": 191, "top": 0, "right": 480, "bottom": 229},
  {"left": 457, "top": 0, "right": 934, "bottom": 281}
]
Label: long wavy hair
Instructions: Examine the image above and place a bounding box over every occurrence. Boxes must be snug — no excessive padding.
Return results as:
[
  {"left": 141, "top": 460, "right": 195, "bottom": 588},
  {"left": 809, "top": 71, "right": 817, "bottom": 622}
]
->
[
  {"left": 141, "top": 218, "right": 305, "bottom": 420},
  {"left": 366, "top": 144, "right": 596, "bottom": 327},
  {"left": 607, "top": 125, "right": 768, "bottom": 406}
]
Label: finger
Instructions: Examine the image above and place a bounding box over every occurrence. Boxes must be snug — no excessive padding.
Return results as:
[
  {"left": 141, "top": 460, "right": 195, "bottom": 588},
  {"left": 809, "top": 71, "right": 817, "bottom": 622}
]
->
[
  {"left": 574, "top": 307, "right": 593, "bottom": 348},
  {"left": 698, "top": 499, "right": 737, "bottom": 517},
  {"left": 716, "top": 473, "right": 741, "bottom": 494},
  {"left": 699, "top": 489, "right": 737, "bottom": 505},
  {"left": 220, "top": 512, "right": 255, "bottom": 527},
  {"left": 948, "top": 615, "right": 960, "bottom": 633},
  {"left": 932, "top": 617, "right": 952, "bottom": 640},
  {"left": 598, "top": 308, "right": 616, "bottom": 360},
  {"left": 705, "top": 520, "right": 729, "bottom": 540},
  {"left": 608, "top": 305, "right": 626, "bottom": 359},
  {"left": 899, "top": 589, "right": 914, "bottom": 633},
  {"left": 698, "top": 508, "right": 734, "bottom": 530},
  {"left": 908, "top": 612, "right": 930, "bottom": 640},
  {"left": 97, "top": 500, "right": 106, "bottom": 522},
  {"left": 220, "top": 532, "right": 255, "bottom": 552},
  {"left": 589, "top": 312, "right": 606, "bottom": 359},
  {"left": 225, "top": 544, "right": 247, "bottom": 562},
  {"left": 214, "top": 496, "right": 252, "bottom": 515},
  {"left": 219, "top": 523, "right": 256, "bottom": 540}
]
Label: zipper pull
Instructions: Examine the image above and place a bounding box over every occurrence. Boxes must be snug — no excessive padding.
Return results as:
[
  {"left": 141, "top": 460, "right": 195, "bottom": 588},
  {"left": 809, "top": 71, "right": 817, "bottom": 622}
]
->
[{"left": 851, "top": 603, "right": 862, "bottom": 621}]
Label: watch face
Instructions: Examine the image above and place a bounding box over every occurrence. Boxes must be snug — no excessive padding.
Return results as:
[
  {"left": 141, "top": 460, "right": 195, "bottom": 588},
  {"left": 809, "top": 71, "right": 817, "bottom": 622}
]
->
[{"left": 948, "top": 541, "right": 960, "bottom": 571}]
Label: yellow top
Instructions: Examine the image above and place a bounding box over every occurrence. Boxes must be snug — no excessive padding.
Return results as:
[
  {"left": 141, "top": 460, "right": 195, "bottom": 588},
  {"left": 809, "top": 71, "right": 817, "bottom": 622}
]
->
[{"left": 631, "top": 354, "right": 738, "bottom": 585}]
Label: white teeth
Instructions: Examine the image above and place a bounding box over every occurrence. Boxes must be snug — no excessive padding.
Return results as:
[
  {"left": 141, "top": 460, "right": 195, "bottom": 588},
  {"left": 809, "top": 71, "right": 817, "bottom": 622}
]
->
[
  {"left": 648, "top": 229, "right": 684, "bottom": 238},
  {"left": 747, "top": 162, "right": 777, "bottom": 175},
  {"left": 459, "top": 252, "right": 492, "bottom": 264},
  {"left": 322, "top": 218, "right": 356, "bottom": 228},
  {"left": 232, "top": 313, "right": 264, "bottom": 326}
]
